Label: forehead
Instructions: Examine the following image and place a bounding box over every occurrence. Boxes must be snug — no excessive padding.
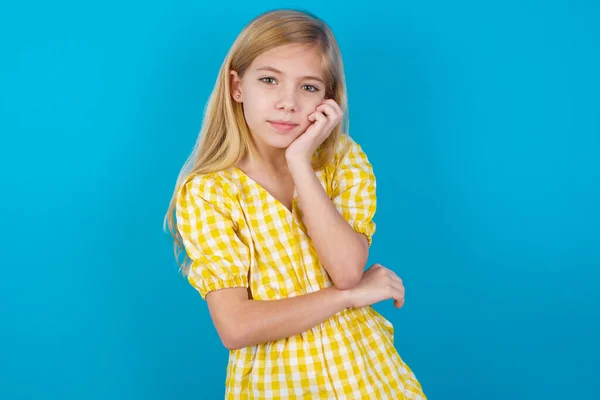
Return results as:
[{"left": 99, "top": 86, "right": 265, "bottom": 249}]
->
[{"left": 251, "top": 43, "right": 324, "bottom": 77}]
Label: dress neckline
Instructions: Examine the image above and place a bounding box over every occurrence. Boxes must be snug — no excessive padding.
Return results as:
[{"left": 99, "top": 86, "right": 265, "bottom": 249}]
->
[{"left": 231, "top": 166, "right": 297, "bottom": 215}]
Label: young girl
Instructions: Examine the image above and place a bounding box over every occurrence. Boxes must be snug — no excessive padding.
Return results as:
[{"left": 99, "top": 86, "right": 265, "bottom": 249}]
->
[{"left": 165, "top": 8, "right": 427, "bottom": 399}]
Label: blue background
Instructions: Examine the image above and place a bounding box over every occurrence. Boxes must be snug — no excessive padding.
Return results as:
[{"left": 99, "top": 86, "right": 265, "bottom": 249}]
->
[{"left": 2, "top": 1, "right": 599, "bottom": 399}]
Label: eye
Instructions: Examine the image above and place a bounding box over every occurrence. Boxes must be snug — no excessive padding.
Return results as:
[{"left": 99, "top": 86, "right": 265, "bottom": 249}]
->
[
  {"left": 302, "top": 84, "right": 319, "bottom": 93},
  {"left": 260, "top": 77, "right": 277, "bottom": 84}
]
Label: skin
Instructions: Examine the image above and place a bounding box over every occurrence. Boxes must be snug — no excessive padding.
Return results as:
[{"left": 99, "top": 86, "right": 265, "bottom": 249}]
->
[
  {"left": 231, "top": 42, "right": 366, "bottom": 288},
  {"left": 205, "top": 43, "right": 405, "bottom": 350},
  {"left": 230, "top": 42, "right": 331, "bottom": 176}
]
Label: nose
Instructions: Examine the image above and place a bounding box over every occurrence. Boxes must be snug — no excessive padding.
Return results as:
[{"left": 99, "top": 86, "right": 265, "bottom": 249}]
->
[{"left": 275, "top": 86, "right": 297, "bottom": 112}]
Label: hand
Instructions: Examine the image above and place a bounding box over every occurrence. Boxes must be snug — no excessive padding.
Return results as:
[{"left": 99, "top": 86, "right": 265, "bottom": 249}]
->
[
  {"left": 345, "top": 263, "right": 405, "bottom": 309},
  {"left": 285, "top": 99, "right": 342, "bottom": 164}
]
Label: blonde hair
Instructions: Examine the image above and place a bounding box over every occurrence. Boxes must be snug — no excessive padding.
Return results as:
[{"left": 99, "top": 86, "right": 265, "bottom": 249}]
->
[{"left": 164, "top": 8, "right": 352, "bottom": 276}]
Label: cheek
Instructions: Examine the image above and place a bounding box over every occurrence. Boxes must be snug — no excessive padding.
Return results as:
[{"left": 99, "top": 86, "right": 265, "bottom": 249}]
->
[
  {"left": 241, "top": 96, "right": 265, "bottom": 123},
  {"left": 304, "top": 95, "right": 323, "bottom": 108},
  {"left": 299, "top": 98, "right": 323, "bottom": 121},
  {"left": 246, "top": 94, "right": 271, "bottom": 117}
]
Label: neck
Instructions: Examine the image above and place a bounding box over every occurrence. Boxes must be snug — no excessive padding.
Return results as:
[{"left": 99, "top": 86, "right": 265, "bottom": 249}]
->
[{"left": 239, "top": 144, "right": 290, "bottom": 179}]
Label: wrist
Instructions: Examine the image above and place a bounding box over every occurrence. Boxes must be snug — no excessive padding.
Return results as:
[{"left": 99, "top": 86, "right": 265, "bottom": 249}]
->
[
  {"left": 285, "top": 154, "right": 311, "bottom": 170},
  {"left": 329, "top": 286, "right": 354, "bottom": 309},
  {"left": 287, "top": 160, "right": 315, "bottom": 182}
]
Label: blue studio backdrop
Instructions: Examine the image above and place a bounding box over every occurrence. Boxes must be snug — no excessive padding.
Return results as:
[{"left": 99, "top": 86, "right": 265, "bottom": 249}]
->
[{"left": 1, "top": 1, "right": 599, "bottom": 399}]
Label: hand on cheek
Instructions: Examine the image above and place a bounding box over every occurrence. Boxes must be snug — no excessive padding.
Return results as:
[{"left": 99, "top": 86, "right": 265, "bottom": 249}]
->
[
  {"left": 308, "top": 99, "right": 329, "bottom": 122},
  {"left": 285, "top": 99, "right": 343, "bottom": 164}
]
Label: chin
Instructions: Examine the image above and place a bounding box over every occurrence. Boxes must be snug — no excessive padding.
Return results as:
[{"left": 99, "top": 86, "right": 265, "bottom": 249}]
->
[
  {"left": 258, "top": 130, "right": 302, "bottom": 148},
  {"left": 267, "top": 135, "right": 297, "bottom": 149}
]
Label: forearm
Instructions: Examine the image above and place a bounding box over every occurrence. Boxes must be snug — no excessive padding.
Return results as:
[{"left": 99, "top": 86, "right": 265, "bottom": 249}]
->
[
  {"left": 228, "top": 286, "right": 350, "bottom": 350},
  {"left": 288, "top": 160, "right": 367, "bottom": 289}
]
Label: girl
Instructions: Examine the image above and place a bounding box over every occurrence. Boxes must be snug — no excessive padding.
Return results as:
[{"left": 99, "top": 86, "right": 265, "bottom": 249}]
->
[{"left": 165, "top": 8, "right": 427, "bottom": 399}]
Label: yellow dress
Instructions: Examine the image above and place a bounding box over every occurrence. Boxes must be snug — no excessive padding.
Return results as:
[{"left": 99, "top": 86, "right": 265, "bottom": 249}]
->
[{"left": 176, "top": 135, "right": 427, "bottom": 399}]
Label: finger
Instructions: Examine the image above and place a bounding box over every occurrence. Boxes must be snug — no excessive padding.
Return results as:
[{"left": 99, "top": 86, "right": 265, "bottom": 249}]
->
[
  {"left": 308, "top": 112, "right": 326, "bottom": 123},
  {"left": 370, "top": 263, "right": 384, "bottom": 272},
  {"left": 315, "top": 103, "right": 335, "bottom": 116},
  {"left": 390, "top": 281, "right": 405, "bottom": 306},
  {"left": 385, "top": 268, "right": 403, "bottom": 286},
  {"left": 389, "top": 291, "right": 404, "bottom": 308},
  {"left": 391, "top": 273, "right": 403, "bottom": 286},
  {"left": 321, "top": 98, "right": 342, "bottom": 114},
  {"left": 316, "top": 103, "right": 339, "bottom": 121},
  {"left": 390, "top": 280, "right": 405, "bottom": 296},
  {"left": 312, "top": 111, "right": 328, "bottom": 124}
]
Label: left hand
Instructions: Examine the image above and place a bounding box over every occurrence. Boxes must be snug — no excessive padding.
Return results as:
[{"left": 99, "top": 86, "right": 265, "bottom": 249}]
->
[{"left": 285, "top": 99, "right": 342, "bottom": 164}]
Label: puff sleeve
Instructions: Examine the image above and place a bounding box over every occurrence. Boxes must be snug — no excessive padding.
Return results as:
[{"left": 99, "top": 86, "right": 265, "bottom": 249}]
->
[
  {"left": 331, "top": 136, "right": 377, "bottom": 247},
  {"left": 175, "top": 174, "right": 251, "bottom": 299}
]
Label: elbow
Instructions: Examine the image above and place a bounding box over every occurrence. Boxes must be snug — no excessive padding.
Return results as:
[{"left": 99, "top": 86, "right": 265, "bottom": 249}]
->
[
  {"left": 220, "top": 329, "right": 236, "bottom": 350},
  {"left": 220, "top": 327, "right": 244, "bottom": 351},
  {"left": 214, "top": 315, "right": 246, "bottom": 350},
  {"left": 218, "top": 314, "right": 252, "bottom": 350},
  {"left": 332, "top": 251, "right": 367, "bottom": 290},
  {"left": 222, "top": 337, "right": 239, "bottom": 351},
  {"left": 206, "top": 290, "right": 250, "bottom": 351},
  {"left": 332, "top": 267, "right": 363, "bottom": 290}
]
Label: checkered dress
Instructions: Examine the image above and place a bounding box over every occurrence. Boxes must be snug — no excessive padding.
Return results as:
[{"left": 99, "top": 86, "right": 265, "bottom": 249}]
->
[{"left": 176, "top": 135, "right": 427, "bottom": 399}]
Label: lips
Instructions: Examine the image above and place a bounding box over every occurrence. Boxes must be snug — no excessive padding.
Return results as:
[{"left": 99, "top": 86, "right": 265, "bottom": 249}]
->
[
  {"left": 268, "top": 120, "right": 298, "bottom": 133},
  {"left": 269, "top": 120, "right": 297, "bottom": 126}
]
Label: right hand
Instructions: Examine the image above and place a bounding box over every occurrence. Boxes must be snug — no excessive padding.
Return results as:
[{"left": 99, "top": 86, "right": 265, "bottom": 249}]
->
[{"left": 345, "top": 263, "right": 405, "bottom": 309}]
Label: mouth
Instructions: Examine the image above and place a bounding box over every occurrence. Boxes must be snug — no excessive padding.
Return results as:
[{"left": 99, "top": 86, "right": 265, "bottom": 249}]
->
[{"left": 268, "top": 120, "right": 299, "bottom": 133}]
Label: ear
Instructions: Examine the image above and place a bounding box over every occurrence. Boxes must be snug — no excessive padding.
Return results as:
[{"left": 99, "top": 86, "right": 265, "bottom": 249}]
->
[{"left": 230, "top": 70, "right": 243, "bottom": 103}]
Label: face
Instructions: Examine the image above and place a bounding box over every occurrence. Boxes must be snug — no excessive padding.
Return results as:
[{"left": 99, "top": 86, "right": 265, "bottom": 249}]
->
[{"left": 230, "top": 43, "right": 327, "bottom": 151}]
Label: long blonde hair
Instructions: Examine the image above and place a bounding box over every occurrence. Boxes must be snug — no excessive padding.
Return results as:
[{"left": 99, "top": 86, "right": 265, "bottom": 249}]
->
[{"left": 164, "top": 8, "right": 352, "bottom": 276}]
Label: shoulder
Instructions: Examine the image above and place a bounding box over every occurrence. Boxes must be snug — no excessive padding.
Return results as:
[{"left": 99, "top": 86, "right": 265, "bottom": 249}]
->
[
  {"left": 332, "top": 134, "right": 371, "bottom": 168},
  {"left": 176, "top": 169, "right": 240, "bottom": 213},
  {"left": 331, "top": 134, "right": 374, "bottom": 176}
]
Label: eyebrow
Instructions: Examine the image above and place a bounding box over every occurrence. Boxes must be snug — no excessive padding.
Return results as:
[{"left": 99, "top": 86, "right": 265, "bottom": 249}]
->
[{"left": 256, "top": 66, "right": 325, "bottom": 84}]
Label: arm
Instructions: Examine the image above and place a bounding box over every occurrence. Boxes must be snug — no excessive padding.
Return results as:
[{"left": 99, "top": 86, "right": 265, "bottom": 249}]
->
[
  {"left": 176, "top": 175, "right": 355, "bottom": 349},
  {"left": 207, "top": 286, "right": 351, "bottom": 350},
  {"left": 287, "top": 159, "right": 368, "bottom": 290}
]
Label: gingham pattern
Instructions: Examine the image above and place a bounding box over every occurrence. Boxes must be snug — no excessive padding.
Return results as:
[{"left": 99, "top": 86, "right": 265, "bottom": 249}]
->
[{"left": 176, "top": 135, "right": 427, "bottom": 399}]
